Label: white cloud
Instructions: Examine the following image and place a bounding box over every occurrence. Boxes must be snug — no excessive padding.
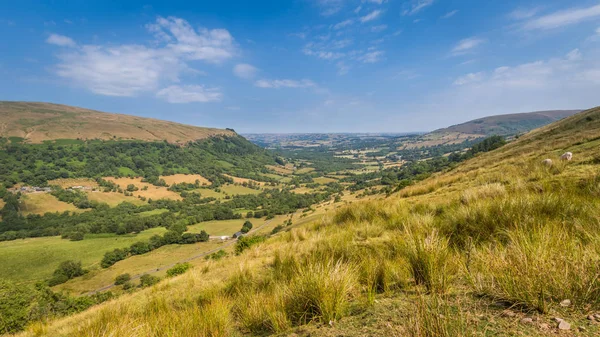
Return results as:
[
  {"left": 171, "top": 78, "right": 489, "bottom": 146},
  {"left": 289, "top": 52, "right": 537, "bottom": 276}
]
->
[
  {"left": 452, "top": 37, "right": 486, "bottom": 55},
  {"left": 596, "top": 27, "right": 600, "bottom": 35},
  {"left": 254, "top": 79, "right": 316, "bottom": 89},
  {"left": 566, "top": 49, "right": 582, "bottom": 61},
  {"left": 509, "top": 7, "right": 541, "bottom": 20},
  {"left": 146, "top": 16, "right": 235, "bottom": 63},
  {"left": 49, "top": 16, "right": 234, "bottom": 99},
  {"left": 364, "top": 0, "right": 386, "bottom": 4},
  {"left": 371, "top": 24, "right": 387, "bottom": 32},
  {"left": 46, "top": 34, "right": 76, "bottom": 47},
  {"left": 403, "top": 0, "right": 434, "bottom": 16},
  {"left": 316, "top": 0, "right": 344, "bottom": 16},
  {"left": 360, "top": 10, "right": 383, "bottom": 23},
  {"left": 156, "top": 85, "right": 222, "bottom": 103},
  {"left": 333, "top": 19, "right": 354, "bottom": 30},
  {"left": 442, "top": 10, "right": 458, "bottom": 19},
  {"left": 523, "top": 4, "right": 600, "bottom": 30},
  {"left": 233, "top": 63, "right": 258, "bottom": 79},
  {"left": 358, "top": 50, "right": 384, "bottom": 63},
  {"left": 453, "top": 72, "right": 485, "bottom": 86},
  {"left": 354, "top": 6, "right": 362, "bottom": 14}
]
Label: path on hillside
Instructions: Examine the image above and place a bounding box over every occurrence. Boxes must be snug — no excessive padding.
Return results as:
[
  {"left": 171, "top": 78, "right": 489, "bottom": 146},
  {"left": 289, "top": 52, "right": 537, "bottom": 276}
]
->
[{"left": 84, "top": 219, "right": 272, "bottom": 295}]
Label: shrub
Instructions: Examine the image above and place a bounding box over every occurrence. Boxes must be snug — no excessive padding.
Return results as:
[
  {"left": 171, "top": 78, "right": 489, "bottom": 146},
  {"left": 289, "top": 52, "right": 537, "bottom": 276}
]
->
[
  {"left": 101, "top": 248, "right": 129, "bottom": 268},
  {"left": 139, "top": 274, "right": 160, "bottom": 288},
  {"left": 235, "top": 235, "right": 266, "bottom": 255},
  {"left": 205, "top": 250, "right": 227, "bottom": 261},
  {"left": 0, "top": 281, "right": 35, "bottom": 333},
  {"left": 48, "top": 260, "right": 86, "bottom": 286},
  {"left": 166, "top": 263, "right": 191, "bottom": 277},
  {"left": 114, "top": 273, "right": 131, "bottom": 285}
]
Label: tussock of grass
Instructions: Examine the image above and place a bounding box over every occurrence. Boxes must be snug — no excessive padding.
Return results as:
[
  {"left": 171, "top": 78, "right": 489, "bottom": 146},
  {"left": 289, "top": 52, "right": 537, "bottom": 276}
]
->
[
  {"left": 407, "top": 295, "right": 472, "bottom": 337},
  {"left": 469, "top": 223, "right": 600, "bottom": 313}
]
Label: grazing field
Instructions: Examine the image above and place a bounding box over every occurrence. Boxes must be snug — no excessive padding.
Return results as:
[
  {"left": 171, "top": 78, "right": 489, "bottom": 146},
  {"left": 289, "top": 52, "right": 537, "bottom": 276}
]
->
[
  {"left": 187, "top": 219, "right": 253, "bottom": 236},
  {"left": 19, "top": 193, "right": 80, "bottom": 215},
  {"left": 193, "top": 188, "right": 226, "bottom": 199},
  {"left": 0, "top": 228, "right": 167, "bottom": 284},
  {"left": 222, "top": 174, "right": 264, "bottom": 186},
  {"left": 266, "top": 165, "right": 294, "bottom": 175},
  {"left": 220, "top": 184, "right": 262, "bottom": 196},
  {"left": 56, "top": 241, "right": 224, "bottom": 295},
  {"left": 105, "top": 177, "right": 182, "bottom": 200},
  {"left": 86, "top": 191, "right": 145, "bottom": 206},
  {"left": 313, "top": 176, "right": 338, "bottom": 184},
  {"left": 160, "top": 174, "right": 210, "bottom": 186},
  {"left": 139, "top": 209, "right": 169, "bottom": 217},
  {"left": 295, "top": 167, "right": 316, "bottom": 174},
  {"left": 48, "top": 178, "right": 99, "bottom": 189}
]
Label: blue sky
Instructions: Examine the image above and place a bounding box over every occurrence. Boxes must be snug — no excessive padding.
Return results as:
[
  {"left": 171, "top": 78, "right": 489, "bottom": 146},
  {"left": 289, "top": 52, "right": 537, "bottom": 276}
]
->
[{"left": 1, "top": 0, "right": 600, "bottom": 133}]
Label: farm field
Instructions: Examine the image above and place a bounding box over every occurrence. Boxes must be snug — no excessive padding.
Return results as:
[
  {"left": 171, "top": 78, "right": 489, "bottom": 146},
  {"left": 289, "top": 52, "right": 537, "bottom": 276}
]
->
[
  {"left": 48, "top": 178, "right": 99, "bottom": 189},
  {"left": 105, "top": 177, "right": 182, "bottom": 200},
  {"left": 313, "top": 176, "right": 338, "bottom": 184},
  {"left": 222, "top": 174, "right": 264, "bottom": 186},
  {"left": 19, "top": 193, "right": 80, "bottom": 215},
  {"left": 85, "top": 191, "right": 145, "bottom": 206},
  {"left": 266, "top": 165, "right": 294, "bottom": 175},
  {"left": 0, "top": 227, "right": 167, "bottom": 284},
  {"left": 160, "top": 174, "right": 210, "bottom": 186}
]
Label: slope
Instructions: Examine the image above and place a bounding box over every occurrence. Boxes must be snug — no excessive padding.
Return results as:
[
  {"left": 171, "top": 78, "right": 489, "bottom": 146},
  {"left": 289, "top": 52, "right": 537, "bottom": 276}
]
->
[
  {"left": 8, "top": 107, "right": 600, "bottom": 337},
  {"left": 0, "top": 101, "right": 234, "bottom": 144},
  {"left": 429, "top": 109, "right": 581, "bottom": 137}
]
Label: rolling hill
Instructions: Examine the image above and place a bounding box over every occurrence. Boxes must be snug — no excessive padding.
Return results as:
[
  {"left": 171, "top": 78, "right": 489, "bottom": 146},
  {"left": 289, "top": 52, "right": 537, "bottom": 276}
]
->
[
  {"left": 10, "top": 108, "right": 599, "bottom": 337},
  {"left": 0, "top": 101, "right": 234, "bottom": 144},
  {"left": 429, "top": 109, "right": 582, "bottom": 137}
]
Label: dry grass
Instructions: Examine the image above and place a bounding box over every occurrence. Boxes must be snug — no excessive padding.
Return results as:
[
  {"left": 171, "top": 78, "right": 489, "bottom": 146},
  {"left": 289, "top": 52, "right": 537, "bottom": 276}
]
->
[
  {"left": 48, "top": 178, "right": 99, "bottom": 189},
  {"left": 19, "top": 193, "right": 80, "bottom": 215},
  {"left": 0, "top": 101, "right": 234, "bottom": 144},
  {"left": 105, "top": 177, "right": 182, "bottom": 200},
  {"left": 160, "top": 174, "right": 210, "bottom": 186},
  {"left": 85, "top": 191, "right": 145, "bottom": 206}
]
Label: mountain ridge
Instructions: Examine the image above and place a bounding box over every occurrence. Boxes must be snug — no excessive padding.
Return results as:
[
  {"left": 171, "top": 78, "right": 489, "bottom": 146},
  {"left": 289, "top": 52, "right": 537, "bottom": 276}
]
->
[{"left": 0, "top": 101, "right": 235, "bottom": 144}]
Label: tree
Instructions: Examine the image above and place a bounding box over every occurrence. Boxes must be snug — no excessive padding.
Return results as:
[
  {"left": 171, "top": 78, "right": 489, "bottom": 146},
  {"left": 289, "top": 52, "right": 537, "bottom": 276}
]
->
[
  {"left": 243, "top": 220, "right": 253, "bottom": 230},
  {"left": 114, "top": 273, "right": 131, "bottom": 285},
  {"left": 0, "top": 280, "right": 35, "bottom": 333},
  {"left": 48, "top": 260, "right": 86, "bottom": 286},
  {"left": 139, "top": 274, "right": 160, "bottom": 288}
]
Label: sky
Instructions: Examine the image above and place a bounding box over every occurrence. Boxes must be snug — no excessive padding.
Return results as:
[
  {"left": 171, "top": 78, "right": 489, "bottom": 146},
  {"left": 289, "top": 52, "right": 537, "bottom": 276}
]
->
[{"left": 1, "top": 0, "right": 600, "bottom": 133}]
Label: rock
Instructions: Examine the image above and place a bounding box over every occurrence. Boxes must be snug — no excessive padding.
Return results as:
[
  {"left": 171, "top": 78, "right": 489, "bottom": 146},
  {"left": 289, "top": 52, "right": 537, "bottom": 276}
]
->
[
  {"left": 328, "top": 320, "right": 334, "bottom": 327},
  {"left": 539, "top": 323, "right": 549, "bottom": 330},
  {"left": 595, "top": 313, "right": 600, "bottom": 319},
  {"left": 501, "top": 310, "right": 516, "bottom": 317},
  {"left": 521, "top": 317, "right": 533, "bottom": 324},
  {"left": 560, "top": 299, "right": 571, "bottom": 307},
  {"left": 557, "top": 320, "right": 571, "bottom": 330},
  {"left": 587, "top": 314, "right": 596, "bottom": 321},
  {"left": 554, "top": 317, "right": 564, "bottom": 323}
]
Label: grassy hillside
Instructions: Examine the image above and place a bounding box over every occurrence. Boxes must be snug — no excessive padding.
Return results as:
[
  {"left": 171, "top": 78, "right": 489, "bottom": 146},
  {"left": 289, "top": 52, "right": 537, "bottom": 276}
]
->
[
  {"left": 9, "top": 107, "right": 599, "bottom": 336},
  {"left": 0, "top": 102, "right": 234, "bottom": 144},
  {"left": 429, "top": 109, "right": 581, "bottom": 137}
]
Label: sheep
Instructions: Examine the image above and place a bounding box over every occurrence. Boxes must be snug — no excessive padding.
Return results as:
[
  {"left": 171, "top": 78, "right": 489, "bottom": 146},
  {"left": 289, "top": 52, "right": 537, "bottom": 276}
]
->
[
  {"left": 560, "top": 152, "right": 573, "bottom": 161},
  {"left": 542, "top": 159, "right": 553, "bottom": 166}
]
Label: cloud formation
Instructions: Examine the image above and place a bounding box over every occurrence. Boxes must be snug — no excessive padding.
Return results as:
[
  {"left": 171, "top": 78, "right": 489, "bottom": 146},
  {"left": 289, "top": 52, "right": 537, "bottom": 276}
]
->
[
  {"left": 46, "top": 34, "right": 76, "bottom": 47},
  {"left": 254, "top": 79, "right": 316, "bottom": 89},
  {"left": 48, "top": 17, "right": 235, "bottom": 101},
  {"left": 233, "top": 63, "right": 258, "bottom": 79},
  {"left": 452, "top": 37, "right": 486, "bottom": 55},
  {"left": 156, "top": 85, "right": 222, "bottom": 103},
  {"left": 523, "top": 4, "right": 600, "bottom": 30},
  {"left": 360, "top": 10, "right": 383, "bottom": 23},
  {"left": 403, "top": 0, "right": 434, "bottom": 16}
]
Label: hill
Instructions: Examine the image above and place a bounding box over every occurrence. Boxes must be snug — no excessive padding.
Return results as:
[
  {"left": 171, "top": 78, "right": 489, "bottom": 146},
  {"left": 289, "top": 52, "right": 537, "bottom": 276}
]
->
[
  {"left": 7, "top": 108, "right": 599, "bottom": 337},
  {"left": 0, "top": 101, "right": 234, "bottom": 144},
  {"left": 429, "top": 109, "right": 581, "bottom": 137}
]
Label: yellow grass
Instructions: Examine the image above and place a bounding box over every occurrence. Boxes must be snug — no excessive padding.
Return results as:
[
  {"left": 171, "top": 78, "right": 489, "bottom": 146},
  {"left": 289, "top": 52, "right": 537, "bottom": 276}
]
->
[
  {"left": 105, "top": 177, "right": 182, "bottom": 200},
  {"left": 313, "top": 177, "right": 337, "bottom": 184},
  {"left": 295, "top": 167, "right": 315, "bottom": 174},
  {"left": 19, "top": 193, "right": 80, "bottom": 215},
  {"left": 85, "top": 191, "right": 145, "bottom": 206},
  {"left": 48, "top": 178, "right": 99, "bottom": 189},
  {"left": 160, "top": 174, "right": 210, "bottom": 186},
  {"left": 223, "top": 174, "right": 264, "bottom": 186}
]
